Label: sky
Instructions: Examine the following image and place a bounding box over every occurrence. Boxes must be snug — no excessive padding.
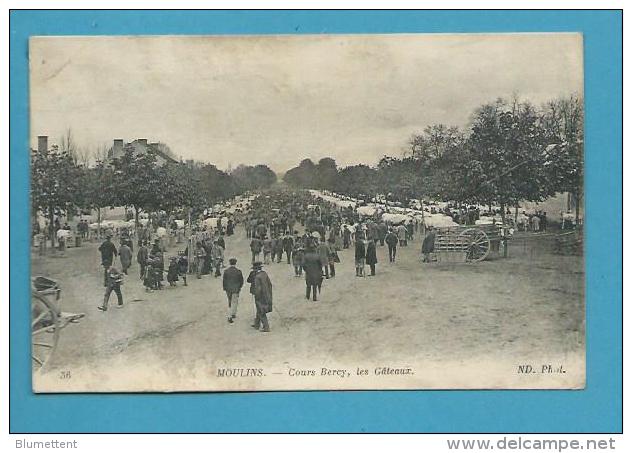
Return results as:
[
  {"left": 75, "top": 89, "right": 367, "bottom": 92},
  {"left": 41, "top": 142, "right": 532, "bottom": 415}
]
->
[{"left": 29, "top": 33, "right": 583, "bottom": 173}]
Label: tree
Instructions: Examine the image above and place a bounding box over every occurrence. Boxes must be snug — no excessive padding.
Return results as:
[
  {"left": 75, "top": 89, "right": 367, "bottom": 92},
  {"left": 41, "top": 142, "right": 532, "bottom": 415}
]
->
[
  {"left": 376, "top": 156, "right": 425, "bottom": 203},
  {"left": 448, "top": 99, "right": 552, "bottom": 222},
  {"left": 78, "top": 161, "right": 116, "bottom": 236},
  {"left": 196, "top": 163, "right": 239, "bottom": 207},
  {"left": 154, "top": 163, "right": 196, "bottom": 217},
  {"left": 109, "top": 146, "right": 163, "bottom": 227},
  {"left": 410, "top": 124, "right": 464, "bottom": 161},
  {"left": 232, "top": 164, "right": 277, "bottom": 191},
  {"left": 316, "top": 157, "right": 338, "bottom": 190},
  {"left": 283, "top": 159, "right": 317, "bottom": 188},
  {"left": 541, "top": 95, "right": 584, "bottom": 224},
  {"left": 335, "top": 165, "right": 377, "bottom": 199},
  {"left": 31, "top": 144, "right": 82, "bottom": 246}
]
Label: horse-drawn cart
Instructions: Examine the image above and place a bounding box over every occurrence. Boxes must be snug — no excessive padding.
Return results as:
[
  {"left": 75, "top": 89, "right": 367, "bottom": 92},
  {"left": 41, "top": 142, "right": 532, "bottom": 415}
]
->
[
  {"left": 433, "top": 224, "right": 507, "bottom": 263},
  {"left": 31, "top": 276, "right": 84, "bottom": 372}
]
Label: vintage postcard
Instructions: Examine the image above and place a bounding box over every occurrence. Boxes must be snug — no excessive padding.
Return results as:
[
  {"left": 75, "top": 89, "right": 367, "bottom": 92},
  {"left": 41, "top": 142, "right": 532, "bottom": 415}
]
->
[{"left": 29, "top": 33, "right": 584, "bottom": 392}]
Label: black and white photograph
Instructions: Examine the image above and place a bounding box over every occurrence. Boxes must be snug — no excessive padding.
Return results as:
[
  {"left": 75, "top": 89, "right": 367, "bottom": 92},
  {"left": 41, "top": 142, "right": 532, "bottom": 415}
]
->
[{"left": 29, "top": 33, "right": 585, "bottom": 392}]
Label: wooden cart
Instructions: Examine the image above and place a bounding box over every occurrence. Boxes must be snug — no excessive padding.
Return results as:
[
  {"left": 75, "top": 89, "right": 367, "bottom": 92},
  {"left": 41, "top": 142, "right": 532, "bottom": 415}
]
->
[
  {"left": 31, "top": 277, "right": 84, "bottom": 372},
  {"left": 433, "top": 224, "right": 505, "bottom": 263}
]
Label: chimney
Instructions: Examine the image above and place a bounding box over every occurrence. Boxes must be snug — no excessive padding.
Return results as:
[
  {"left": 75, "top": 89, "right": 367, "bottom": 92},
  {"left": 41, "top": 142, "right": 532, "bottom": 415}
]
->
[
  {"left": 37, "top": 135, "right": 48, "bottom": 153},
  {"left": 112, "top": 139, "right": 124, "bottom": 158},
  {"left": 138, "top": 138, "right": 148, "bottom": 147}
]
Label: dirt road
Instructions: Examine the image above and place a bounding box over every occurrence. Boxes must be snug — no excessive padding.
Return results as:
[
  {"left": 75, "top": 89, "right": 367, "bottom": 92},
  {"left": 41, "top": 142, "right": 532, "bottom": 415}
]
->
[{"left": 31, "top": 226, "right": 584, "bottom": 391}]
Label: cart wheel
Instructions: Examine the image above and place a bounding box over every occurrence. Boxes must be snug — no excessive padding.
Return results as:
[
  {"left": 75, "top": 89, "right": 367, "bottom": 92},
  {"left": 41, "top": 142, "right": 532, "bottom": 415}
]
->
[
  {"left": 460, "top": 228, "right": 491, "bottom": 262},
  {"left": 32, "top": 293, "right": 60, "bottom": 372}
]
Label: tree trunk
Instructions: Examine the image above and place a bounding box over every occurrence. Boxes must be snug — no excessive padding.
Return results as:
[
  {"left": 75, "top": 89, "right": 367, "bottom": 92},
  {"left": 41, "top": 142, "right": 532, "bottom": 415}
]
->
[
  {"left": 187, "top": 208, "right": 192, "bottom": 236},
  {"left": 97, "top": 207, "right": 102, "bottom": 239},
  {"left": 135, "top": 206, "right": 140, "bottom": 229},
  {"left": 514, "top": 204, "right": 519, "bottom": 226},
  {"left": 500, "top": 202, "right": 506, "bottom": 225},
  {"left": 420, "top": 198, "right": 426, "bottom": 236},
  {"left": 574, "top": 190, "right": 581, "bottom": 230},
  {"left": 49, "top": 206, "right": 55, "bottom": 248}
]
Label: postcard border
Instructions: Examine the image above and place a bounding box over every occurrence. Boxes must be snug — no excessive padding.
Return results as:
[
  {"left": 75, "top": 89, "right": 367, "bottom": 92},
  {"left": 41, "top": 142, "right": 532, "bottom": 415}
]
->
[{"left": 9, "top": 9, "right": 622, "bottom": 433}]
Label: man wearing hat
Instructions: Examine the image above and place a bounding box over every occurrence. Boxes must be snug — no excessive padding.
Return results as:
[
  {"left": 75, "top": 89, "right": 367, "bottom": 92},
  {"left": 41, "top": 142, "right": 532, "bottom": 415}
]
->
[
  {"left": 98, "top": 265, "right": 124, "bottom": 311},
  {"left": 137, "top": 241, "right": 149, "bottom": 280},
  {"left": 421, "top": 226, "right": 436, "bottom": 263},
  {"left": 222, "top": 258, "right": 244, "bottom": 323},
  {"left": 246, "top": 261, "right": 273, "bottom": 332},
  {"left": 98, "top": 233, "right": 118, "bottom": 287}
]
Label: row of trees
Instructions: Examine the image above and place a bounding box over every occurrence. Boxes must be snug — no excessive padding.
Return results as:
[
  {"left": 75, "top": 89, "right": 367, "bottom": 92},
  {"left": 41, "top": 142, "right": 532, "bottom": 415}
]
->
[
  {"left": 283, "top": 95, "right": 584, "bottom": 223},
  {"left": 31, "top": 140, "right": 278, "bottom": 244}
]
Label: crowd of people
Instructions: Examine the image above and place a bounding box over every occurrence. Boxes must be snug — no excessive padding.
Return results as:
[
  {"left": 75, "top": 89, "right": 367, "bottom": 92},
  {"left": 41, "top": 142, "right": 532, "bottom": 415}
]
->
[{"left": 90, "top": 189, "right": 439, "bottom": 333}]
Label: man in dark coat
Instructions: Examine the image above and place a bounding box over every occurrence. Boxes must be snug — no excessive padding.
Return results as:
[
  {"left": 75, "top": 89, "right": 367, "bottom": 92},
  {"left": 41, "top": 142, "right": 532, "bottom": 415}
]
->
[
  {"left": 317, "top": 238, "right": 331, "bottom": 279},
  {"left": 366, "top": 240, "right": 378, "bottom": 276},
  {"left": 355, "top": 239, "right": 366, "bottom": 277},
  {"left": 385, "top": 229, "right": 399, "bottom": 263},
  {"left": 273, "top": 235, "right": 284, "bottom": 263},
  {"left": 422, "top": 227, "right": 437, "bottom": 263},
  {"left": 247, "top": 262, "right": 273, "bottom": 332},
  {"left": 119, "top": 241, "right": 132, "bottom": 275},
  {"left": 292, "top": 241, "right": 305, "bottom": 277},
  {"left": 282, "top": 232, "right": 294, "bottom": 264},
  {"left": 98, "top": 234, "right": 118, "bottom": 287},
  {"left": 137, "top": 241, "right": 149, "bottom": 279},
  {"left": 302, "top": 245, "right": 323, "bottom": 301},
  {"left": 377, "top": 222, "right": 388, "bottom": 246},
  {"left": 250, "top": 237, "right": 262, "bottom": 263},
  {"left": 222, "top": 258, "right": 244, "bottom": 323}
]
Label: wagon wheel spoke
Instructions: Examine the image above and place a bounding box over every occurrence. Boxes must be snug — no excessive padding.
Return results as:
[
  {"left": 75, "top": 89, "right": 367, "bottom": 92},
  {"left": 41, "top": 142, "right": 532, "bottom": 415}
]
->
[
  {"left": 32, "top": 326, "right": 56, "bottom": 336},
  {"left": 33, "top": 342, "right": 54, "bottom": 348},
  {"left": 31, "top": 311, "right": 48, "bottom": 328},
  {"left": 474, "top": 231, "right": 487, "bottom": 243}
]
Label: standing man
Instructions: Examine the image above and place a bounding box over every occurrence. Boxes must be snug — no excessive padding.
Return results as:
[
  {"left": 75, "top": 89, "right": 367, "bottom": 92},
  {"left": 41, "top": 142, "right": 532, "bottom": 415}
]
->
[
  {"left": 397, "top": 223, "right": 408, "bottom": 247},
  {"left": 98, "top": 233, "right": 118, "bottom": 287},
  {"left": 137, "top": 241, "right": 148, "bottom": 280},
  {"left": 136, "top": 241, "right": 149, "bottom": 280},
  {"left": 273, "top": 235, "right": 284, "bottom": 263},
  {"left": 302, "top": 243, "right": 323, "bottom": 301},
  {"left": 532, "top": 214, "right": 541, "bottom": 232},
  {"left": 119, "top": 241, "right": 132, "bottom": 275},
  {"left": 292, "top": 239, "right": 305, "bottom": 277},
  {"left": 212, "top": 239, "right": 224, "bottom": 277},
  {"left": 222, "top": 258, "right": 244, "bottom": 324},
  {"left": 317, "top": 238, "right": 331, "bottom": 279},
  {"left": 355, "top": 238, "right": 366, "bottom": 277},
  {"left": 247, "top": 261, "right": 273, "bottom": 332},
  {"left": 194, "top": 241, "right": 207, "bottom": 279},
  {"left": 385, "top": 228, "right": 398, "bottom": 263},
  {"left": 262, "top": 235, "right": 273, "bottom": 264},
  {"left": 406, "top": 220, "right": 414, "bottom": 242},
  {"left": 421, "top": 227, "right": 436, "bottom": 263},
  {"left": 250, "top": 236, "right": 262, "bottom": 263},
  {"left": 366, "top": 239, "right": 378, "bottom": 276},
  {"left": 377, "top": 221, "right": 388, "bottom": 246},
  {"left": 282, "top": 231, "right": 294, "bottom": 264}
]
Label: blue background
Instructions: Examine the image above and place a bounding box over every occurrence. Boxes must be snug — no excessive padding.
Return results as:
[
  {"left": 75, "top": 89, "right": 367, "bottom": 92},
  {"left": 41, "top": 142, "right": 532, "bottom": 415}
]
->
[{"left": 9, "top": 10, "right": 622, "bottom": 433}]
